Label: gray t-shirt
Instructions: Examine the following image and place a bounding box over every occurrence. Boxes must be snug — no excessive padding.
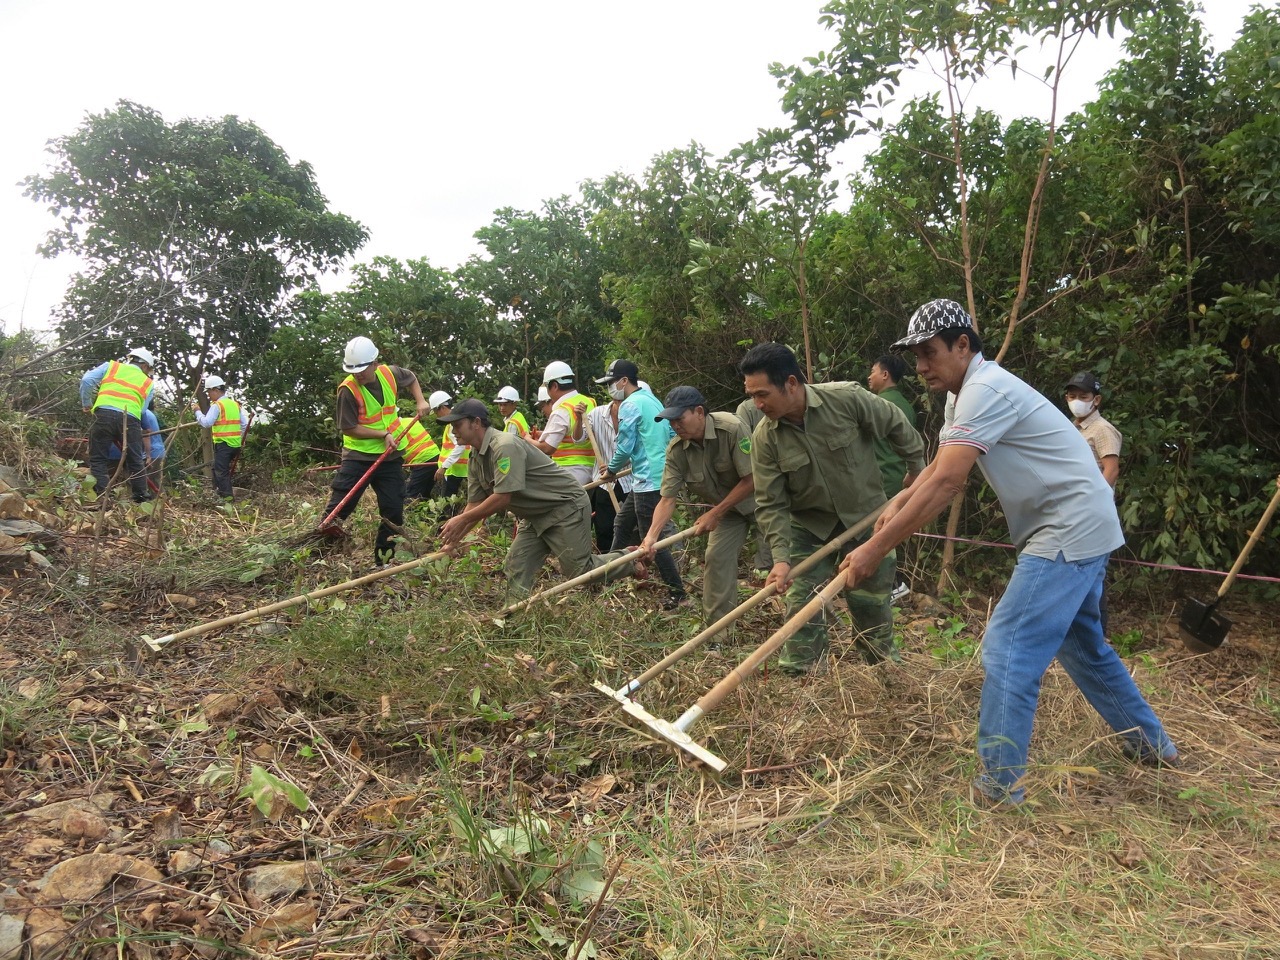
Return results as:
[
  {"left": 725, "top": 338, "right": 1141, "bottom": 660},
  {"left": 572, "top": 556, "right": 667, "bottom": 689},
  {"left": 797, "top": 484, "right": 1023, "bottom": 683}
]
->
[{"left": 940, "top": 354, "right": 1123, "bottom": 561}]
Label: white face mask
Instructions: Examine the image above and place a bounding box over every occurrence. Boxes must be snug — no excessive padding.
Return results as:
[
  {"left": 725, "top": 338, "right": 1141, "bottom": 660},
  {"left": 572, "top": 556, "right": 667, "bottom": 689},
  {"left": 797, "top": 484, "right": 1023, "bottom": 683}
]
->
[
  {"left": 608, "top": 383, "right": 626, "bottom": 402},
  {"left": 1068, "top": 398, "right": 1095, "bottom": 419}
]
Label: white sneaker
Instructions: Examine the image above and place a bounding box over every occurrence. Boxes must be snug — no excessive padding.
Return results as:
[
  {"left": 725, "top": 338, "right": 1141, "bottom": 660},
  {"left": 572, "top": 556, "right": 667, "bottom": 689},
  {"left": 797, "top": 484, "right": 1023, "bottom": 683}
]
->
[{"left": 891, "top": 582, "right": 911, "bottom": 602}]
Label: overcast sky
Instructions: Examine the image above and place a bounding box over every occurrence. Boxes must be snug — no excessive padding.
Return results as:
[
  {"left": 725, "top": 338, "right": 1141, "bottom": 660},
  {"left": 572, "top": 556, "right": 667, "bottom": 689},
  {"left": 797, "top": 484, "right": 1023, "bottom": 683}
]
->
[{"left": 0, "top": 0, "right": 1260, "bottom": 338}]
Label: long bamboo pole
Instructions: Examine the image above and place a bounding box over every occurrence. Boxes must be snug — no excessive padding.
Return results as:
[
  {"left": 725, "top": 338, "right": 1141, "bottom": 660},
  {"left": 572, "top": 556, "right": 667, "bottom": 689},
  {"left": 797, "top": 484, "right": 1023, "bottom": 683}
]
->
[{"left": 140, "top": 550, "right": 449, "bottom": 655}]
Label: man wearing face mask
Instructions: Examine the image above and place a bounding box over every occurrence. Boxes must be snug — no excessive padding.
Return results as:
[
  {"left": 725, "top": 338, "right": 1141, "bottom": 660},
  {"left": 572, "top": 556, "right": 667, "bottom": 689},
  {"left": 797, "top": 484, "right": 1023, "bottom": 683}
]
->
[
  {"left": 597, "top": 359, "right": 688, "bottom": 612},
  {"left": 1065, "top": 371, "right": 1122, "bottom": 635},
  {"left": 1065, "top": 372, "right": 1121, "bottom": 489}
]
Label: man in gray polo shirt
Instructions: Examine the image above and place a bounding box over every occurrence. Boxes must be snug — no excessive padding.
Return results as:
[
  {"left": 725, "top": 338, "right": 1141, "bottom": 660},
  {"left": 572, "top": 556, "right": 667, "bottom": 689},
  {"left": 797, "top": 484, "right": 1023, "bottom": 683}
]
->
[
  {"left": 840, "top": 299, "right": 1176, "bottom": 805},
  {"left": 438, "top": 399, "right": 638, "bottom": 598}
]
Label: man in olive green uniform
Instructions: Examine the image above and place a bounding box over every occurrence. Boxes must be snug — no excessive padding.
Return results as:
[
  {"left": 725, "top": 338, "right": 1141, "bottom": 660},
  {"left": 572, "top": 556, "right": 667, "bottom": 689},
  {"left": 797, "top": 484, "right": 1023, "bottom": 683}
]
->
[
  {"left": 438, "top": 400, "right": 639, "bottom": 597},
  {"left": 867, "top": 353, "right": 919, "bottom": 498},
  {"left": 640, "top": 386, "right": 765, "bottom": 626},
  {"left": 741, "top": 343, "right": 925, "bottom": 672}
]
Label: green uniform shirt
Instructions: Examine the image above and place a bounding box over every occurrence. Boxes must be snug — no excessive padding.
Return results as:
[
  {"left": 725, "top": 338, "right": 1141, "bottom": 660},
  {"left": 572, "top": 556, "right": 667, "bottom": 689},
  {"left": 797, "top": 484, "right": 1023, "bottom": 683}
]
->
[
  {"left": 467, "top": 426, "right": 589, "bottom": 535},
  {"left": 752, "top": 381, "right": 925, "bottom": 562},
  {"left": 872, "top": 385, "right": 918, "bottom": 498},
  {"left": 660, "top": 411, "right": 756, "bottom": 517}
]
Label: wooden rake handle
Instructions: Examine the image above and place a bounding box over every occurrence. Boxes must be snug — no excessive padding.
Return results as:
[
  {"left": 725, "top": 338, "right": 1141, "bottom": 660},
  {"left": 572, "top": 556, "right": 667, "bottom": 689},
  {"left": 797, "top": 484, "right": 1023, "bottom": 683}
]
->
[
  {"left": 619, "top": 504, "right": 886, "bottom": 696},
  {"left": 1217, "top": 473, "right": 1280, "bottom": 600},
  {"left": 582, "top": 467, "right": 631, "bottom": 492},
  {"left": 496, "top": 525, "right": 697, "bottom": 617},
  {"left": 141, "top": 549, "right": 451, "bottom": 654}
]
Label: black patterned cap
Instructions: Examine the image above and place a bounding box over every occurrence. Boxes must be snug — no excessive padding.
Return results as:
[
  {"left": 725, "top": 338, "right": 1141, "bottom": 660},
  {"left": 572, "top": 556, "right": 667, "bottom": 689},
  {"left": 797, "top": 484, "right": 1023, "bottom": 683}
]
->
[
  {"left": 1065, "top": 371, "right": 1102, "bottom": 393},
  {"left": 892, "top": 299, "right": 975, "bottom": 350}
]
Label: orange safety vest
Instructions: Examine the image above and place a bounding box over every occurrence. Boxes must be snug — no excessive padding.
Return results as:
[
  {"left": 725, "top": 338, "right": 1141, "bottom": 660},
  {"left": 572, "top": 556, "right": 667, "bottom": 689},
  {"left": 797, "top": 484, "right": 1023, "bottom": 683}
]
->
[
  {"left": 400, "top": 419, "right": 441, "bottom": 466},
  {"left": 504, "top": 410, "right": 531, "bottom": 439},
  {"left": 438, "top": 423, "right": 470, "bottom": 477},
  {"left": 339, "top": 364, "right": 403, "bottom": 455},
  {"left": 551, "top": 393, "right": 596, "bottom": 468},
  {"left": 92, "top": 361, "right": 152, "bottom": 419},
  {"left": 212, "top": 397, "right": 243, "bottom": 447}
]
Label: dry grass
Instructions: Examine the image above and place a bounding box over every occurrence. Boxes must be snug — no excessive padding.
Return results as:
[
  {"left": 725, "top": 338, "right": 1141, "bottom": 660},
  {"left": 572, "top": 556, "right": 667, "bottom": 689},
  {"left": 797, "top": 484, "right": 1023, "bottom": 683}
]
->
[{"left": 2, "top": 483, "right": 1278, "bottom": 959}]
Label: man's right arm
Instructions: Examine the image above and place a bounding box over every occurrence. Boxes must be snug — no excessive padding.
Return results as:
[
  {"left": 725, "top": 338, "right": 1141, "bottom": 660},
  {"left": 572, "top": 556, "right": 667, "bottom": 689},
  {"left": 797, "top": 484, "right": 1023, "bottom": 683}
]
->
[{"left": 79, "top": 363, "right": 108, "bottom": 410}]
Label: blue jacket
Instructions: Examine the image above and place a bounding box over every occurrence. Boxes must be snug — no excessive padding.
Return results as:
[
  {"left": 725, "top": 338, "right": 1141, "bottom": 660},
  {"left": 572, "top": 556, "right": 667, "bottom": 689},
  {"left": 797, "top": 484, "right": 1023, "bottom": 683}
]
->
[{"left": 607, "top": 388, "right": 674, "bottom": 494}]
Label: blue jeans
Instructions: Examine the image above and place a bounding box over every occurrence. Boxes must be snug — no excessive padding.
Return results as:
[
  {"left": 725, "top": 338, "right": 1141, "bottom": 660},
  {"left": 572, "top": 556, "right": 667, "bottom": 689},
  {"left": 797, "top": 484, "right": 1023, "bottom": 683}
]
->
[{"left": 976, "top": 551, "right": 1176, "bottom": 804}]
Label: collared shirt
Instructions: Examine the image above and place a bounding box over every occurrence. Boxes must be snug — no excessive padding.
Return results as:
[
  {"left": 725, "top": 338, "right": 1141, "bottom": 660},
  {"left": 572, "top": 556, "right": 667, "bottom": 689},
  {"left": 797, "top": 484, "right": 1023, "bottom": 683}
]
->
[
  {"left": 607, "top": 387, "right": 673, "bottom": 493},
  {"left": 1074, "top": 408, "right": 1122, "bottom": 466},
  {"left": 587, "top": 403, "right": 633, "bottom": 494},
  {"left": 539, "top": 389, "right": 593, "bottom": 485},
  {"left": 753, "top": 381, "right": 925, "bottom": 560},
  {"left": 467, "top": 426, "right": 589, "bottom": 534},
  {"left": 872, "top": 385, "right": 917, "bottom": 497},
  {"left": 940, "top": 353, "right": 1124, "bottom": 560},
  {"left": 661, "top": 411, "right": 756, "bottom": 517},
  {"left": 735, "top": 396, "right": 764, "bottom": 434}
]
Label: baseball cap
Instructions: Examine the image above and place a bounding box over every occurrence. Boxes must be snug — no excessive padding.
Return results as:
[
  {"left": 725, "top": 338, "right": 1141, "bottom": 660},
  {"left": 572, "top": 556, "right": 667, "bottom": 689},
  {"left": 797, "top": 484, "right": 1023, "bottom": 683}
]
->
[
  {"left": 436, "top": 398, "right": 490, "bottom": 423},
  {"left": 595, "top": 359, "right": 640, "bottom": 384},
  {"left": 655, "top": 385, "right": 707, "bottom": 421},
  {"left": 892, "top": 299, "right": 974, "bottom": 350},
  {"left": 1065, "top": 371, "right": 1102, "bottom": 393}
]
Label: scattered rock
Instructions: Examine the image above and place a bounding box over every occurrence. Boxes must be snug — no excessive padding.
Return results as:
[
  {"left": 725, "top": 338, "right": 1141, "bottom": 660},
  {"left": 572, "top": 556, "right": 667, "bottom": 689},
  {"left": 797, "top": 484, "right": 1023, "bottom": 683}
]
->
[
  {"left": 0, "top": 912, "right": 24, "bottom": 960},
  {"left": 241, "top": 902, "right": 317, "bottom": 946},
  {"left": 241, "top": 861, "right": 322, "bottom": 900},
  {"left": 164, "top": 593, "right": 200, "bottom": 609},
  {"left": 0, "top": 465, "right": 21, "bottom": 490},
  {"left": 60, "top": 807, "right": 109, "bottom": 842},
  {"left": 21, "top": 838, "right": 64, "bottom": 859},
  {"left": 21, "top": 797, "right": 114, "bottom": 824},
  {"left": 200, "top": 692, "right": 243, "bottom": 721},
  {"left": 22, "top": 906, "right": 66, "bottom": 960},
  {"left": 36, "top": 852, "right": 162, "bottom": 903}
]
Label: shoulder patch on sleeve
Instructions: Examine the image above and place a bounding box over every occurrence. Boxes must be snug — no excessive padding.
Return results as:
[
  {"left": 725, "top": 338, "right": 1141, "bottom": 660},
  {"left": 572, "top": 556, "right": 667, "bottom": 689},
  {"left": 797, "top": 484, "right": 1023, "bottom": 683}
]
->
[
  {"left": 497, "top": 456, "right": 511, "bottom": 476},
  {"left": 738, "top": 437, "right": 751, "bottom": 454}
]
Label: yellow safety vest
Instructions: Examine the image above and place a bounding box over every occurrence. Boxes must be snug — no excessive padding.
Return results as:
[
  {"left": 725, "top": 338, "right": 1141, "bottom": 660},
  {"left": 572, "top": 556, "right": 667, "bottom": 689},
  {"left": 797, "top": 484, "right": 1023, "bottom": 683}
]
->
[
  {"left": 400, "top": 420, "right": 441, "bottom": 466},
  {"left": 438, "top": 423, "right": 470, "bottom": 477},
  {"left": 339, "top": 365, "right": 403, "bottom": 455},
  {"left": 504, "top": 410, "right": 531, "bottom": 439},
  {"left": 92, "top": 361, "right": 152, "bottom": 420},
  {"left": 551, "top": 394, "right": 596, "bottom": 468},
  {"left": 212, "top": 397, "right": 243, "bottom": 447}
]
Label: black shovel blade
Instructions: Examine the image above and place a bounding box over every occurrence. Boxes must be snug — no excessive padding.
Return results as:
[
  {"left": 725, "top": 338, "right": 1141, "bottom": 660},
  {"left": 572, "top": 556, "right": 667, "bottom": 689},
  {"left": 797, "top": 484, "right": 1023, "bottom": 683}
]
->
[{"left": 1177, "top": 596, "right": 1231, "bottom": 653}]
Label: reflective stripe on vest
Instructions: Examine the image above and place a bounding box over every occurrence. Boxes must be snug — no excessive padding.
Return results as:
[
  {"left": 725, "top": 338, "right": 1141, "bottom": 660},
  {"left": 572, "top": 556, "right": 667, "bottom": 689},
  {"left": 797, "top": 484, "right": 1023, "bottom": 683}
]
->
[
  {"left": 400, "top": 420, "right": 441, "bottom": 466},
  {"left": 339, "top": 364, "right": 402, "bottom": 455},
  {"left": 212, "top": 397, "right": 243, "bottom": 447},
  {"left": 504, "top": 410, "right": 531, "bottom": 438},
  {"left": 439, "top": 423, "right": 470, "bottom": 477},
  {"left": 551, "top": 394, "right": 596, "bottom": 467},
  {"left": 92, "top": 361, "right": 152, "bottom": 419}
]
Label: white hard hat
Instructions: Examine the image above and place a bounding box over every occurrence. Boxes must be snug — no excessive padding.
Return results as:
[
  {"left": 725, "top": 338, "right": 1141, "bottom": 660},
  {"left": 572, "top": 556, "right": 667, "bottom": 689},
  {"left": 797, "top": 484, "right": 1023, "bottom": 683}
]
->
[
  {"left": 536, "top": 386, "right": 551, "bottom": 403},
  {"left": 542, "top": 360, "right": 574, "bottom": 385},
  {"left": 203, "top": 375, "right": 226, "bottom": 390},
  {"left": 494, "top": 386, "right": 520, "bottom": 403},
  {"left": 638, "top": 380, "right": 651, "bottom": 393},
  {"left": 127, "top": 347, "right": 155, "bottom": 367},
  {"left": 343, "top": 335, "right": 379, "bottom": 372},
  {"left": 428, "top": 390, "right": 453, "bottom": 410}
]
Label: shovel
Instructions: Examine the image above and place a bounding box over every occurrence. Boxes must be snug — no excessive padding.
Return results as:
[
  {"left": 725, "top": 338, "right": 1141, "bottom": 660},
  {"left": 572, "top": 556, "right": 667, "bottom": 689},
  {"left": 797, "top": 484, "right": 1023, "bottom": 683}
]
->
[{"left": 1178, "top": 474, "right": 1280, "bottom": 653}]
